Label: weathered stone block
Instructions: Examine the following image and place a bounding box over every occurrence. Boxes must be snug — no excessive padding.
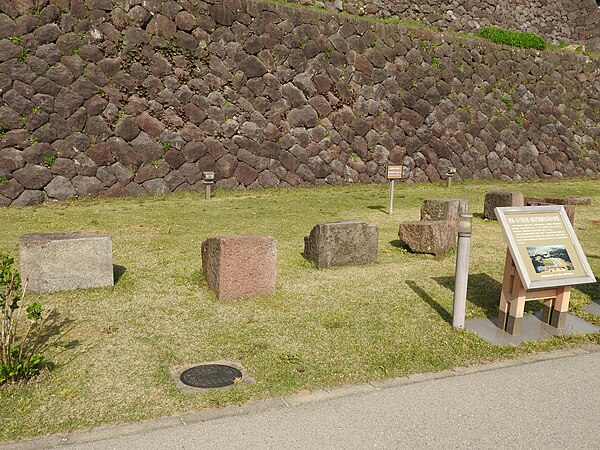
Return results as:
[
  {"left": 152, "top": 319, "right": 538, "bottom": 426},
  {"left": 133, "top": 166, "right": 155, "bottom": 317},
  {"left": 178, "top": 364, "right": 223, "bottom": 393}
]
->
[
  {"left": 304, "top": 220, "right": 378, "bottom": 269},
  {"left": 399, "top": 220, "right": 457, "bottom": 256},
  {"left": 525, "top": 197, "right": 576, "bottom": 224},
  {"left": 421, "top": 198, "right": 469, "bottom": 222},
  {"left": 20, "top": 232, "right": 113, "bottom": 293},
  {"left": 484, "top": 190, "right": 524, "bottom": 220},
  {"left": 543, "top": 197, "right": 591, "bottom": 206},
  {"left": 201, "top": 235, "right": 277, "bottom": 300}
]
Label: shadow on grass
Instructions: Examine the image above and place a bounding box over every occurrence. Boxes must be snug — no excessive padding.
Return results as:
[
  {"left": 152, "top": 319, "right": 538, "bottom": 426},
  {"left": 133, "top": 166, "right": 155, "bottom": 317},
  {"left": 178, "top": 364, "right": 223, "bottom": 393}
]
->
[
  {"left": 433, "top": 273, "right": 501, "bottom": 317},
  {"left": 390, "top": 239, "right": 410, "bottom": 251},
  {"left": 574, "top": 281, "right": 600, "bottom": 301},
  {"left": 38, "top": 311, "right": 80, "bottom": 371},
  {"left": 406, "top": 280, "right": 451, "bottom": 324},
  {"left": 113, "top": 265, "right": 127, "bottom": 283},
  {"left": 367, "top": 205, "right": 387, "bottom": 212}
]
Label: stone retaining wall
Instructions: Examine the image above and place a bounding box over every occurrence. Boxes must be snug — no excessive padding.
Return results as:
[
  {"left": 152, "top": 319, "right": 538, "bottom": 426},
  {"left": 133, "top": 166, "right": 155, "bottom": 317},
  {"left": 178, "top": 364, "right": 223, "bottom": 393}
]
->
[
  {"left": 293, "top": 0, "right": 600, "bottom": 51},
  {"left": 0, "top": 0, "right": 599, "bottom": 206}
]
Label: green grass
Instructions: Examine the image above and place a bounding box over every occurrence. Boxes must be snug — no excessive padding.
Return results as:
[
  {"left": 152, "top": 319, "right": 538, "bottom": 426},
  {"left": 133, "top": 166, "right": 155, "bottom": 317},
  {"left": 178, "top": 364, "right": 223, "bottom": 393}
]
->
[
  {"left": 1, "top": 179, "right": 600, "bottom": 442},
  {"left": 477, "top": 27, "right": 547, "bottom": 50}
]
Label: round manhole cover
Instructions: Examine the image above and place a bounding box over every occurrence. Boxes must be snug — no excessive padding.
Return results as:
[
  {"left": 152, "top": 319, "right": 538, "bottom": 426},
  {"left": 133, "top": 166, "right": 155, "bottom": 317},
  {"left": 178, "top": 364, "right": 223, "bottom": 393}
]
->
[{"left": 179, "top": 364, "right": 243, "bottom": 389}]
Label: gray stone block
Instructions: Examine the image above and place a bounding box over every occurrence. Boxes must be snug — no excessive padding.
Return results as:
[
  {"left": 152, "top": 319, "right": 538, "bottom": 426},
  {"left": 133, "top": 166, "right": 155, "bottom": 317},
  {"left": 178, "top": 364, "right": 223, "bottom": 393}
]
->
[
  {"left": 484, "top": 190, "right": 524, "bottom": 220},
  {"left": 399, "top": 220, "right": 457, "bottom": 256},
  {"left": 304, "top": 220, "right": 378, "bottom": 269},
  {"left": 19, "top": 232, "right": 114, "bottom": 293},
  {"left": 420, "top": 198, "right": 469, "bottom": 222}
]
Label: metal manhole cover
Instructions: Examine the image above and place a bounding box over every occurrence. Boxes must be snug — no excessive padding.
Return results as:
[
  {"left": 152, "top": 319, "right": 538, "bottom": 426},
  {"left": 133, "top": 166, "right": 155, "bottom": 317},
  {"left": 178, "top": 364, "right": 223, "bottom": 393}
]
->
[{"left": 179, "top": 364, "right": 243, "bottom": 389}]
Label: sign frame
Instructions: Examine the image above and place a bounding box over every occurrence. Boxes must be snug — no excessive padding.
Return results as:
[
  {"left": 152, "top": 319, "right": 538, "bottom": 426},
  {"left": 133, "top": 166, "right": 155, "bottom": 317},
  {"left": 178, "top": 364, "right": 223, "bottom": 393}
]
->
[
  {"left": 386, "top": 165, "right": 404, "bottom": 180},
  {"left": 496, "top": 205, "right": 595, "bottom": 290}
]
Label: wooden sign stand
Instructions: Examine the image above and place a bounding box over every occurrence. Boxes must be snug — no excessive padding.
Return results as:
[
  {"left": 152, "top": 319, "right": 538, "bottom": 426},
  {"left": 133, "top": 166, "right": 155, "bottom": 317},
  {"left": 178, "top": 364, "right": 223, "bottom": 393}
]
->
[{"left": 497, "top": 249, "right": 572, "bottom": 336}]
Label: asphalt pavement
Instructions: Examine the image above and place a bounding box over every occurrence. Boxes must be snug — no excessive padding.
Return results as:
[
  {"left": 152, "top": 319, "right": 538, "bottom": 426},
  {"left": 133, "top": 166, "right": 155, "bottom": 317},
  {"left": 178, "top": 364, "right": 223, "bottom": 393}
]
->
[{"left": 6, "top": 345, "right": 600, "bottom": 449}]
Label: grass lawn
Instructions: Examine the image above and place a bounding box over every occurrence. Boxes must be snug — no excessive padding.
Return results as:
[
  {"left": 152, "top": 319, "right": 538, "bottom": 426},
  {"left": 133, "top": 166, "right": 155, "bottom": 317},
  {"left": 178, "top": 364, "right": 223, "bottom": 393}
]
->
[{"left": 1, "top": 178, "right": 600, "bottom": 442}]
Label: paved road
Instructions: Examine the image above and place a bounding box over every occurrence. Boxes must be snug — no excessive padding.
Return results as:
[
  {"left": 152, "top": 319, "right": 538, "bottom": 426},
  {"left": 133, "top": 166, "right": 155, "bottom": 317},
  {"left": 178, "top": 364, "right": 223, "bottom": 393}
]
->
[{"left": 7, "top": 346, "right": 600, "bottom": 449}]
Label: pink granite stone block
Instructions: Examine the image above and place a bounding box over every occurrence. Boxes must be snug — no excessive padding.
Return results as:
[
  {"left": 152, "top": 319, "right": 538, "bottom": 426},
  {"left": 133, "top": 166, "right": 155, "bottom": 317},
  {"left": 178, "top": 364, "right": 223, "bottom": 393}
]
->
[{"left": 201, "top": 235, "right": 277, "bottom": 300}]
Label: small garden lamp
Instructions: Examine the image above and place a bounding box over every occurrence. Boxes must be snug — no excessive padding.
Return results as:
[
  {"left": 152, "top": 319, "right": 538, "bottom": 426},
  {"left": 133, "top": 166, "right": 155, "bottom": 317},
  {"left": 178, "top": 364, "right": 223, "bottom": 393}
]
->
[
  {"left": 458, "top": 213, "right": 473, "bottom": 236},
  {"left": 446, "top": 167, "right": 457, "bottom": 188},
  {"left": 203, "top": 171, "right": 215, "bottom": 200}
]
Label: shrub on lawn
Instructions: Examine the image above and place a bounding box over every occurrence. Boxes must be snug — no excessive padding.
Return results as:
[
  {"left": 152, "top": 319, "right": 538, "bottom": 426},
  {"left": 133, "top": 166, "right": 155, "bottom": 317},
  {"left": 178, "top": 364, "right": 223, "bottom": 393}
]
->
[
  {"left": 477, "top": 27, "right": 547, "bottom": 50},
  {"left": 0, "top": 252, "right": 52, "bottom": 385}
]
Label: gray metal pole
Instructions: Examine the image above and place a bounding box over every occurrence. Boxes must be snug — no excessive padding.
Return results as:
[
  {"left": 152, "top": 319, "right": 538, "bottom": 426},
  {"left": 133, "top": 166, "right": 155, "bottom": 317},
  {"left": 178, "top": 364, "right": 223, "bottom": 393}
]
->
[
  {"left": 388, "top": 179, "right": 395, "bottom": 215},
  {"left": 453, "top": 215, "right": 472, "bottom": 329}
]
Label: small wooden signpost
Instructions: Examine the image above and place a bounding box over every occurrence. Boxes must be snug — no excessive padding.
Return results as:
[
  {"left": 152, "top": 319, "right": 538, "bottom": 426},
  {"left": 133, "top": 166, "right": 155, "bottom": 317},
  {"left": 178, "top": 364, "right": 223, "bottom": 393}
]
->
[
  {"left": 386, "top": 165, "right": 404, "bottom": 214},
  {"left": 495, "top": 206, "right": 595, "bottom": 336}
]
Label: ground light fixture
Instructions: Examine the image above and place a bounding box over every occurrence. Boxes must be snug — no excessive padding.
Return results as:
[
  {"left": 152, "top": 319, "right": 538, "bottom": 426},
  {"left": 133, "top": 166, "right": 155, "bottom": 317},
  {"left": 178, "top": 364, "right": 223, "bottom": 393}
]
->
[
  {"left": 203, "top": 171, "right": 215, "bottom": 200},
  {"left": 446, "top": 167, "right": 457, "bottom": 188},
  {"left": 453, "top": 213, "right": 473, "bottom": 329}
]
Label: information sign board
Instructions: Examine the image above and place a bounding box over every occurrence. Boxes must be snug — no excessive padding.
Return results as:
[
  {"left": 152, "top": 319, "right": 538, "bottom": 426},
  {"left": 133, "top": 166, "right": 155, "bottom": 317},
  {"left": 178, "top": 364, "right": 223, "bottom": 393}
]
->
[
  {"left": 496, "top": 206, "right": 595, "bottom": 289},
  {"left": 386, "top": 165, "right": 404, "bottom": 180}
]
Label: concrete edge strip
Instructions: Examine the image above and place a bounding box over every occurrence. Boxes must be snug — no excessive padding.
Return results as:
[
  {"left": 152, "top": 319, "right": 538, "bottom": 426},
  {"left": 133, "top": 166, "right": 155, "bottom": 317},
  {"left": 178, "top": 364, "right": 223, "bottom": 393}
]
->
[{"left": 4, "top": 344, "right": 599, "bottom": 450}]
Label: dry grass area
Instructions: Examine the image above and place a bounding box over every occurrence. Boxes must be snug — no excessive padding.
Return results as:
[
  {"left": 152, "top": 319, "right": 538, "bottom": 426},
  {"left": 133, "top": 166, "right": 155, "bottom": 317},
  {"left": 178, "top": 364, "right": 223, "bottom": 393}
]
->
[{"left": 1, "top": 178, "right": 599, "bottom": 442}]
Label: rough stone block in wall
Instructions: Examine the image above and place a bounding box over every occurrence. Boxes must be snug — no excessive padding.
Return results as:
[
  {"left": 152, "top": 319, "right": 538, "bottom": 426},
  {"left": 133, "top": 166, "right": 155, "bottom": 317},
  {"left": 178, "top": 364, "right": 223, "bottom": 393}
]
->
[
  {"left": 303, "top": 220, "right": 378, "bottom": 268},
  {"left": 398, "top": 220, "right": 457, "bottom": 256},
  {"left": 201, "top": 235, "right": 277, "bottom": 300},
  {"left": 19, "top": 232, "right": 114, "bottom": 293},
  {"left": 420, "top": 198, "right": 469, "bottom": 222},
  {"left": 484, "top": 190, "right": 525, "bottom": 220}
]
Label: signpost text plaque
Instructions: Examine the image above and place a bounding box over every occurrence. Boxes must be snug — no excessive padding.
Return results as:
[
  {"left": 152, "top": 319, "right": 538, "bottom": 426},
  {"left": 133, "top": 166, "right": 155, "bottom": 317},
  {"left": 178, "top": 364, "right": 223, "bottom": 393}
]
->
[{"left": 386, "top": 165, "right": 404, "bottom": 180}]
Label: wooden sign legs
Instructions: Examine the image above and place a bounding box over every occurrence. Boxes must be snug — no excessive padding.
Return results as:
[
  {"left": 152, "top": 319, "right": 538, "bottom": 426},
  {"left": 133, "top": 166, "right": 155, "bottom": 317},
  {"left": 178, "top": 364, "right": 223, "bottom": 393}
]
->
[{"left": 497, "top": 249, "right": 572, "bottom": 336}]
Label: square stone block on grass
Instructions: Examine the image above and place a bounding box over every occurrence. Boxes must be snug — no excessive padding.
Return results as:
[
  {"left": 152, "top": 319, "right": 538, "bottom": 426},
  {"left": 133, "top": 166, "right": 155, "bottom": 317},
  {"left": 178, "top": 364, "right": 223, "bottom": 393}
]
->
[
  {"left": 304, "top": 220, "right": 378, "bottom": 269},
  {"left": 484, "top": 190, "right": 524, "bottom": 220},
  {"left": 201, "top": 235, "right": 277, "bottom": 300},
  {"left": 20, "top": 232, "right": 114, "bottom": 293},
  {"left": 420, "top": 198, "right": 469, "bottom": 222},
  {"left": 399, "top": 220, "right": 457, "bottom": 256},
  {"left": 525, "top": 197, "right": 576, "bottom": 224}
]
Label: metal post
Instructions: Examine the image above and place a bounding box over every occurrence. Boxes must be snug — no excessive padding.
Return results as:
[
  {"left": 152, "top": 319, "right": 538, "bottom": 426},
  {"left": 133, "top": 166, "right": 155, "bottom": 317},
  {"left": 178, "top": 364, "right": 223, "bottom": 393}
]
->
[
  {"left": 388, "top": 179, "right": 395, "bottom": 214},
  {"left": 453, "top": 214, "right": 473, "bottom": 329}
]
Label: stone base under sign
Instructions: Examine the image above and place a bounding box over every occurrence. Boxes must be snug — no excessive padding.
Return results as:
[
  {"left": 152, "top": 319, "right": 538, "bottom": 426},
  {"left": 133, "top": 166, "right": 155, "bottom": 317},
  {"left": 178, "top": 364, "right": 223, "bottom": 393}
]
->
[
  {"left": 583, "top": 299, "right": 600, "bottom": 316},
  {"left": 465, "top": 312, "right": 599, "bottom": 345}
]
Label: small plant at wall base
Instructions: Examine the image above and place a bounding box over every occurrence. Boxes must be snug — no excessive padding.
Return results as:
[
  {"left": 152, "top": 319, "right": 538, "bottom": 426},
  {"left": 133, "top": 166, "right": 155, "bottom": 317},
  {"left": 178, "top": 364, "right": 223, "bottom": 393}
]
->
[
  {"left": 477, "top": 27, "right": 547, "bottom": 50},
  {"left": 0, "top": 252, "right": 52, "bottom": 385}
]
